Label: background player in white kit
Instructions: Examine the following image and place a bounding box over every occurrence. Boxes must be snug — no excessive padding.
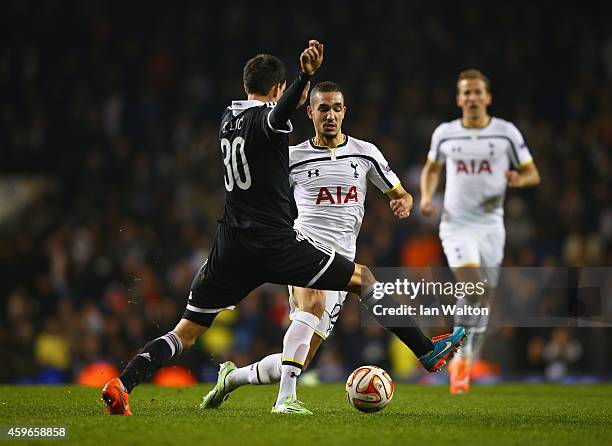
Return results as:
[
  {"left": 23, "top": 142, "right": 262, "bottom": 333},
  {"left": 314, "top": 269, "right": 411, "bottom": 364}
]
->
[
  {"left": 202, "top": 81, "right": 455, "bottom": 412},
  {"left": 420, "top": 69, "right": 540, "bottom": 394}
]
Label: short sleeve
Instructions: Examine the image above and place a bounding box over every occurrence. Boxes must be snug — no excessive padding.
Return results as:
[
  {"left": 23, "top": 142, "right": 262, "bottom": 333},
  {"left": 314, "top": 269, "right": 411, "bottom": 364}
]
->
[
  {"left": 366, "top": 144, "right": 401, "bottom": 194},
  {"left": 506, "top": 123, "right": 533, "bottom": 169},
  {"left": 427, "top": 124, "right": 447, "bottom": 164}
]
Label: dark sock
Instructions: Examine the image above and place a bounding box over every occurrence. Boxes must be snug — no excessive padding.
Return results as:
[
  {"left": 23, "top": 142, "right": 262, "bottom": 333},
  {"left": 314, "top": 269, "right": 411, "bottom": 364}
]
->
[
  {"left": 361, "top": 288, "right": 434, "bottom": 357},
  {"left": 119, "top": 332, "right": 183, "bottom": 393}
]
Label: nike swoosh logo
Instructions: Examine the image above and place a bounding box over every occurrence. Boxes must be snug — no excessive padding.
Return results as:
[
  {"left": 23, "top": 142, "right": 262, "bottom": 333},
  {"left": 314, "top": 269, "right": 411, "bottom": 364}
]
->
[
  {"left": 115, "top": 386, "right": 129, "bottom": 412},
  {"left": 432, "top": 341, "right": 453, "bottom": 360}
]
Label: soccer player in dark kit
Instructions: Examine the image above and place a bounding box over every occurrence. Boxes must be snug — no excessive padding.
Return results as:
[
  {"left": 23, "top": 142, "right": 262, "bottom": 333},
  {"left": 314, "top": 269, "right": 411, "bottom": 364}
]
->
[{"left": 102, "top": 40, "right": 465, "bottom": 415}]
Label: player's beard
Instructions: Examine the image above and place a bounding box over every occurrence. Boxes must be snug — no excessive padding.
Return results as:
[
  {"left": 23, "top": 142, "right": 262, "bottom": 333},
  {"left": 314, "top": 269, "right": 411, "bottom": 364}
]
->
[{"left": 322, "top": 130, "right": 338, "bottom": 140}]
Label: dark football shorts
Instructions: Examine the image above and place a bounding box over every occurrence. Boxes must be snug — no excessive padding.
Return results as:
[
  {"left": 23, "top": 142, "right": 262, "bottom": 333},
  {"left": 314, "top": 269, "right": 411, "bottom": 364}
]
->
[{"left": 182, "top": 223, "right": 355, "bottom": 327}]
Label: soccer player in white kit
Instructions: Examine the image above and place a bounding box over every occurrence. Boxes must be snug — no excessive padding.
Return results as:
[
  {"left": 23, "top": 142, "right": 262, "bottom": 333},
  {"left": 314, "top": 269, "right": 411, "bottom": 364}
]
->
[{"left": 420, "top": 69, "right": 540, "bottom": 394}]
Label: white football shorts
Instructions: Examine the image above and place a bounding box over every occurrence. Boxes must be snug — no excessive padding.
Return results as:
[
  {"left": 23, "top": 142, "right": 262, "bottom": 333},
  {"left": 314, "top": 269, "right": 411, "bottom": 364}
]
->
[{"left": 440, "top": 222, "right": 505, "bottom": 287}]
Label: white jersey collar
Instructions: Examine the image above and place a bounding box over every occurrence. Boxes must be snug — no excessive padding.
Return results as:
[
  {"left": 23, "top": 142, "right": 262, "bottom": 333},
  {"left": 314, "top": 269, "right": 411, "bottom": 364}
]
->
[
  {"left": 459, "top": 116, "right": 495, "bottom": 130},
  {"left": 229, "top": 99, "right": 275, "bottom": 116},
  {"left": 308, "top": 135, "right": 349, "bottom": 150}
]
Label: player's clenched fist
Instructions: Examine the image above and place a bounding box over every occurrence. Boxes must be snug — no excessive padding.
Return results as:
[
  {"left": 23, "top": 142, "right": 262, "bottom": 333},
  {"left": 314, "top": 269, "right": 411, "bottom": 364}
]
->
[
  {"left": 505, "top": 170, "right": 522, "bottom": 187},
  {"left": 300, "top": 40, "right": 324, "bottom": 75},
  {"left": 391, "top": 195, "right": 413, "bottom": 219},
  {"left": 420, "top": 198, "right": 436, "bottom": 217}
]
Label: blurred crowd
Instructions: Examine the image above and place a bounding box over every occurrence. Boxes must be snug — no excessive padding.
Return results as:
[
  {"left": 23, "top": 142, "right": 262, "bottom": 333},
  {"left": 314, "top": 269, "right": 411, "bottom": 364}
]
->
[{"left": 1, "top": 1, "right": 611, "bottom": 384}]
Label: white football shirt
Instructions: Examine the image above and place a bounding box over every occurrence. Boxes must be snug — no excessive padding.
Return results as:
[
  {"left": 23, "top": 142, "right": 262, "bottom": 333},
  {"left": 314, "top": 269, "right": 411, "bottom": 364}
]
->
[
  {"left": 289, "top": 136, "right": 400, "bottom": 260},
  {"left": 427, "top": 117, "right": 533, "bottom": 227}
]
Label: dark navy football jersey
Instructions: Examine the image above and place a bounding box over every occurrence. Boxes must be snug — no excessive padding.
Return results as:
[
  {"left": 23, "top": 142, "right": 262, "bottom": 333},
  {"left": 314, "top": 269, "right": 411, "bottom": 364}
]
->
[{"left": 218, "top": 100, "right": 295, "bottom": 232}]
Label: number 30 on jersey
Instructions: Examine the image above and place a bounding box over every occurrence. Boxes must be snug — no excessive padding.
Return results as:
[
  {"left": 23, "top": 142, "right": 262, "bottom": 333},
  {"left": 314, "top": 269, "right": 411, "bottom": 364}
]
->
[{"left": 221, "top": 137, "right": 252, "bottom": 191}]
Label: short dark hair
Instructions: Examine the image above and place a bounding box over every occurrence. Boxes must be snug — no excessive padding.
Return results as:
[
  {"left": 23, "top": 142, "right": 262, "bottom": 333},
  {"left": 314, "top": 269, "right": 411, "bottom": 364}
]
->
[
  {"left": 310, "top": 81, "right": 343, "bottom": 105},
  {"left": 243, "top": 54, "right": 287, "bottom": 96},
  {"left": 457, "top": 69, "right": 491, "bottom": 93}
]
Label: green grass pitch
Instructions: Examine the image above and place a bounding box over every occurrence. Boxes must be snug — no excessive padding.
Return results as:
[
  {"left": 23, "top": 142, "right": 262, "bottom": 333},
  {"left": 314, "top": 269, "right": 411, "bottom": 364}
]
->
[{"left": 1, "top": 384, "right": 611, "bottom": 445}]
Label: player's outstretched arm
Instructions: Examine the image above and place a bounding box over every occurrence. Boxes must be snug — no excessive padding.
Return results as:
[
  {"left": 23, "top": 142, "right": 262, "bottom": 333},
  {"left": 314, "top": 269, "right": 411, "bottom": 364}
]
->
[
  {"left": 268, "top": 40, "right": 323, "bottom": 129},
  {"left": 505, "top": 161, "right": 540, "bottom": 188},
  {"left": 387, "top": 185, "right": 413, "bottom": 219},
  {"left": 420, "top": 159, "right": 443, "bottom": 216}
]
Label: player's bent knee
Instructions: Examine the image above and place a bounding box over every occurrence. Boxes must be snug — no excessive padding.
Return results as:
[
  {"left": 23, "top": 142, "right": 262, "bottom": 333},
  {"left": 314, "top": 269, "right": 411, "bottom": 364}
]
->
[
  {"left": 347, "top": 264, "right": 375, "bottom": 294},
  {"left": 173, "top": 318, "right": 208, "bottom": 350},
  {"left": 301, "top": 293, "right": 325, "bottom": 318}
]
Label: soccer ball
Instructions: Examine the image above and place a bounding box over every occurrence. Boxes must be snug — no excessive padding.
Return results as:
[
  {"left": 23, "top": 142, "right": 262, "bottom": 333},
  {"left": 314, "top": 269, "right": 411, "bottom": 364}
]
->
[{"left": 345, "top": 365, "right": 394, "bottom": 413}]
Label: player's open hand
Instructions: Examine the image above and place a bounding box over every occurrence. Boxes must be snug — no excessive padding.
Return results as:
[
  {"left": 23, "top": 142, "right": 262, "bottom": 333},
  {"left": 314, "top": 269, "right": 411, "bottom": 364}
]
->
[
  {"left": 505, "top": 170, "right": 522, "bottom": 187},
  {"left": 420, "top": 199, "right": 436, "bottom": 217},
  {"left": 391, "top": 196, "right": 412, "bottom": 219},
  {"left": 300, "top": 40, "right": 324, "bottom": 76}
]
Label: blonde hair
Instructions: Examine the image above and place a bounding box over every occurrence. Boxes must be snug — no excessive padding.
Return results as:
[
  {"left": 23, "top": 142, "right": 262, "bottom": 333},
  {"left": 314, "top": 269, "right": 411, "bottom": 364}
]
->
[{"left": 457, "top": 69, "right": 491, "bottom": 93}]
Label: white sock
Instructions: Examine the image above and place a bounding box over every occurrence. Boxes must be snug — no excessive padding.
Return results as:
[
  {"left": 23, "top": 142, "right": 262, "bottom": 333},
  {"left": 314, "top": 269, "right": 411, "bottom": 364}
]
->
[
  {"left": 226, "top": 353, "right": 282, "bottom": 390},
  {"left": 276, "top": 311, "right": 319, "bottom": 406},
  {"left": 454, "top": 300, "right": 489, "bottom": 363},
  {"left": 468, "top": 326, "right": 487, "bottom": 359}
]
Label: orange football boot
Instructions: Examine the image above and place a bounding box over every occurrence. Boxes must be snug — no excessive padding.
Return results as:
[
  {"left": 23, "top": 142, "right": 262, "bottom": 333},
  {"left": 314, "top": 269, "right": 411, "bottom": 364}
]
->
[
  {"left": 449, "top": 357, "right": 471, "bottom": 394},
  {"left": 101, "top": 377, "right": 133, "bottom": 415}
]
